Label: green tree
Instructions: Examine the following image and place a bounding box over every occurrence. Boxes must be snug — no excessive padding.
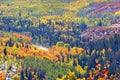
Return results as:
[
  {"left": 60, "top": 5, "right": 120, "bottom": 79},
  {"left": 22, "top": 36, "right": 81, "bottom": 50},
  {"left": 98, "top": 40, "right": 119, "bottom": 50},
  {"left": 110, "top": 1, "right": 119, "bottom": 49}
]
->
[
  {"left": 56, "top": 42, "right": 64, "bottom": 47},
  {"left": 3, "top": 48, "right": 7, "bottom": 56},
  {"left": 12, "top": 74, "right": 20, "bottom": 80},
  {"left": 20, "top": 70, "right": 24, "bottom": 80}
]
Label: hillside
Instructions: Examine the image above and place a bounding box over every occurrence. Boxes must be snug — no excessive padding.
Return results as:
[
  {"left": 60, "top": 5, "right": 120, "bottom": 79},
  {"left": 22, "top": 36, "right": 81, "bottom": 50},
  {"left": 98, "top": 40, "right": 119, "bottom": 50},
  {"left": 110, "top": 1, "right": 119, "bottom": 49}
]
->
[
  {"left": 0, "top": 31, "right": 120, "bottom": 79},
  {"left": 0, "top": 0, "right": 120, "bottom": 47},
  {"left": 0, "top": 0, "right": 120, "bottom": 80},
  {"left": 81, "top": 24, "right": 120, "bottom": 42}
]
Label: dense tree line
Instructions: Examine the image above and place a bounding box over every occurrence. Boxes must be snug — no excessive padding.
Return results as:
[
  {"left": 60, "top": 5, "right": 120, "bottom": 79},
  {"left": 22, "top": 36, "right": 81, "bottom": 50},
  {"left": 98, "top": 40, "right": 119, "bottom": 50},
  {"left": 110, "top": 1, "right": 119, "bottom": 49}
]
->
[
  {"left": 0, "top": 31, "right": 120, "bottom": 80},
  {"left": 0, "top": 1, "right": 120, "bottom": 79},
  {"left": 82, "top": 34, "right": 120, "bottom": 52},
  {"left": 17, "top": 43, "right": 120, "bottom": 80},
  {"left": 0, "top": 16, "right": 118, "bottom": 48},
  {"left": 19, "top": 56, "right": 76, "bottom": 80}
]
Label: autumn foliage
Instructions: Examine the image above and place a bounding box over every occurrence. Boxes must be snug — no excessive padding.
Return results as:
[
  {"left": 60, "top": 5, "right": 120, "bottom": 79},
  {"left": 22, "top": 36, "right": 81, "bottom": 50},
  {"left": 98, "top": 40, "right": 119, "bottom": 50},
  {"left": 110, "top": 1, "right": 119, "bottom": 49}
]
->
[
  {"left": 13, "top": 32, "right": 32, "bottom": 42},
  {"left": 0, "top": 73, "right": 6, "bottom": 80}
]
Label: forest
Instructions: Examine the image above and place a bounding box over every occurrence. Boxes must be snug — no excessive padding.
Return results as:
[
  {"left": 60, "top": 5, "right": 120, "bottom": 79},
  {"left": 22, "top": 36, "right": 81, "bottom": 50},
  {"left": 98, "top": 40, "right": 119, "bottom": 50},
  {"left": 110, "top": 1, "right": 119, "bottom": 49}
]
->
[{"left": 0, "top": 0, "right": 120, "bottom": 80}]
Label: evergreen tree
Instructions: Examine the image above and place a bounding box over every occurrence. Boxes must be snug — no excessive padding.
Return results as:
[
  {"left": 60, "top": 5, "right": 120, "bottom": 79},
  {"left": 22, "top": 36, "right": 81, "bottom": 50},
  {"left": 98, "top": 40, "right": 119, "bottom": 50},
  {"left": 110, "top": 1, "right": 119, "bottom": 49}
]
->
[
  {"left": 97, "top": 20, "right": 102, "bottom": 26},
  {"left": 81, "top": 21, "right": 87, "bottom": 31},
  {"left": 9, "top": 38, "right": 13, "bottom": 47},
  {"left": 25, "top": 69, "right": 28, "bottom": 78},
  {"left": 28, "top": 71, "right": 32, "bottom": 80},
  {"left": 3, "top": 48, "right": 7, "bottom": 56},
  {"left": 73, "top": 58, "right": 77, "bottom": 67},
  {"left": 20, "top": 70, "right": 24, "bottom": 80}
]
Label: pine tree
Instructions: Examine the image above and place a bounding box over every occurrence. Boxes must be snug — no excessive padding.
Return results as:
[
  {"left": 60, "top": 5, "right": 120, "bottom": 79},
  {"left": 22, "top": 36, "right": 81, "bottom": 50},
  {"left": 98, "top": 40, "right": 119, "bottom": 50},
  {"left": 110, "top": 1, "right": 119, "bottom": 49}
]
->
[
  {"left": 3, "top": 48, "right": 7, "bottom": 56},
  {"left": 73, "top": 58, "right": 77, "bottom": 67},
  {"left": 20, "top": 70, "right": 24, "bottom": 80},
  {"left": 28, "top": 71, "right": 32, "bottom": 80},
  {"left": 9, "top": 38, "right": 13, "bottom": 47}
]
